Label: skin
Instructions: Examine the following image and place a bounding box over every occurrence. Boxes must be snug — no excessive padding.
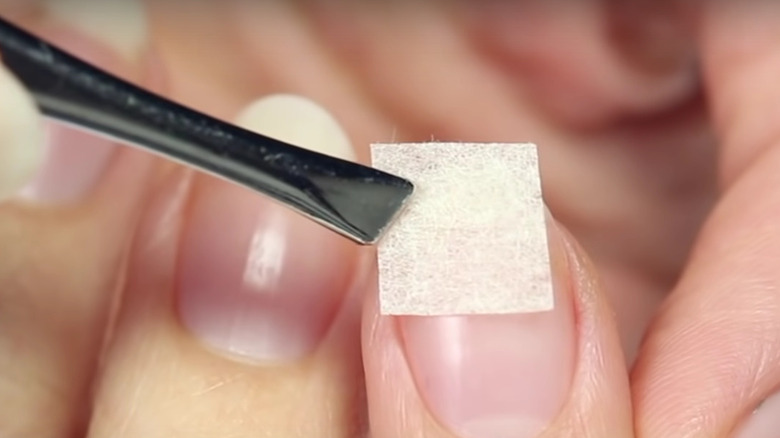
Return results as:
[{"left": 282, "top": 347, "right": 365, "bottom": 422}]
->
[{"left": 2, "top": 0, "right": 780, "bottom": 437}]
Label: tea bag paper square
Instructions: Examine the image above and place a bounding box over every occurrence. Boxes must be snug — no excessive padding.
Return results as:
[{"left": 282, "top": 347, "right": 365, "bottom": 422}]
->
[{"left": 371, "top": 143, "right": 553, "bottom": 315}]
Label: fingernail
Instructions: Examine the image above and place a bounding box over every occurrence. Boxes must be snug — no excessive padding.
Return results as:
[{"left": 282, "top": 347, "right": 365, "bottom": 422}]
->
[
  {"left": 607, "top": 0, "right": 698, "bottom": 102},
  {"left": 735, "top": 392, "right": 780, "bottom": 438},
  {"left": 178, "top": 94, "right": 357, "bottom": 363},
  {"left": 0, "top": 0, "right": 35, "bottom": 20},
  {"left": 20, "top": 0, "right": 149, "bottom": 203},
  {"left": 401, "top": 217, "right": 576, "bottom": 438},
  {"left": 0, "top": 66, "right": 45, "bottom": 201},
  {"left": 20, "top": 122, "right": 118, "bottom": 203},
  {"left": 42, "top": 0, "right": 149, "bottom": 63},
  {"left": 608, "top": 0, "right": 693, "bottom": 75}
]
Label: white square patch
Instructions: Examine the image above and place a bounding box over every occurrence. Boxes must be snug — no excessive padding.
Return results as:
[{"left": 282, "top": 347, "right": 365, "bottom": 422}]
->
[{"left": 371, "top": 143, "right": 553, "bottom": 315}]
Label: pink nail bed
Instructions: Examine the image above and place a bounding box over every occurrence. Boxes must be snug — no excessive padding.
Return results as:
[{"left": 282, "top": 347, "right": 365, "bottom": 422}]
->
[
  {"left": 399, "top": 223, "right": 575, "bottom": 438},
  {"left": 20, "top": 122, "right": 116, "bottom": 203},
  {"left": 176, "top": 95, "right": 359, "bottom": 363},
  {"left": 177, "top": 179, "right": 354, "bottom": 362}
]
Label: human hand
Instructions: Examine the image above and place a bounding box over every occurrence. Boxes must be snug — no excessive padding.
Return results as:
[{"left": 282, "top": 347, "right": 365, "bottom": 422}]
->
[{"left": 1, "top": 1, "right": 779, "bottom": 437}]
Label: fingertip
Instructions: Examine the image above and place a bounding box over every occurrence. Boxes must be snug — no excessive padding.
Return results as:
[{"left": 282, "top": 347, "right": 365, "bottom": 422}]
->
[
  {"left": 541, "top": 217, "right": 634, "bottom": 437},
  {"left": 6, "top": 0, "right": 164, "bottom": 205},
  {"left": 177, "top": 94, "right": 358, "bottom": 363},
  {"left": 234, "top": 94, "right": 356, "bottom": 161},
  {"left": 363, "top": 208, "right": 634, "bottom": 438},
  {"left": 42, "top": 0, "right": 149, "bottom": 64},
  {"left": 0, "top": 65, "right": 45, "bottom": 202}
]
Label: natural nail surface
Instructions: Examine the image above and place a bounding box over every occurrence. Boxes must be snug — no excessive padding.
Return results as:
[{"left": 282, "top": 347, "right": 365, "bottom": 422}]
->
[
  {"left": 20, "top": 122, "right": 118, "bottom": 203},
  {"left": 0, "top": 66, "right": 45, "bottom": 201},
  {"left": 735, "top": 392, "right": 780, "bottom": 438},
  {"left": 43, "top": 0, "right": 149, "bottom": 63},
  {"left": 178, "top": 95, "right": 357, "bottom": 363},
  {"left": 21, "top": 0, "right": 149, "bottom": 203},
  {"left": 401, "top": 220, "right": 575, "bottom": 438}
]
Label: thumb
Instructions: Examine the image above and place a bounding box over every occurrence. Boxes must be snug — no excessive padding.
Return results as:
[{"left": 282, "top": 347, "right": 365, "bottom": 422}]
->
[
  {"left": 362, "top": 212, "right": 634, "bottom": 438},
  {"left": 632, "top": 2, "right": 780, "bottom": 437}
]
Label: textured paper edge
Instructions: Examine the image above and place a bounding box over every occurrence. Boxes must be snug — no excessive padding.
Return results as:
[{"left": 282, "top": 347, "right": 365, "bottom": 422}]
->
[{"left": 371, "top": 142, "right": 553, "bottom": 316}]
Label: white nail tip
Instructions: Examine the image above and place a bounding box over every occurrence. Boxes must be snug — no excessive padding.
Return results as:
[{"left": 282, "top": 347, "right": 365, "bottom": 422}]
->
[
  {"left": 235, "top": 94, "right": 355, "bottom": 161},
  {"left": 0, "top": 67, "right": 45, "bottom": 201},
  {"left": 736, "top": 391, "right": 780, "bottom": 438},
  {"left": 43, "top": 0, "right": 149, "bottom": 60},
  {"left": 372, "top": 143, "right": 554, "bottom": 316}
]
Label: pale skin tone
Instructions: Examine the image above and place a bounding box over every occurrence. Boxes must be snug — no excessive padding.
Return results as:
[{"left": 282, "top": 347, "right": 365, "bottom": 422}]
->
[{"left": 2, "top": 0, "right": 780, "bottom": 437}]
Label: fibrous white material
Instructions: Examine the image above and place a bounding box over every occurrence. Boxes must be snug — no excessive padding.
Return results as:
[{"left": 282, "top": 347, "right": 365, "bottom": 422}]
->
[{"left": 371, "top": 143, "right": 553, "bottom": 316}]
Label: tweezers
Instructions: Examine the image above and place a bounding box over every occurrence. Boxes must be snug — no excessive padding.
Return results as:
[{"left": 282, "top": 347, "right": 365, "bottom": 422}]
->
[{"left": 0, "top": 17, "right": 413, "bottom": 245}]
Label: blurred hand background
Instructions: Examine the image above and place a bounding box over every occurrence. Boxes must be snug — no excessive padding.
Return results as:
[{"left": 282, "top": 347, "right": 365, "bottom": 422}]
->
[{"left": 1, "top": 1, "right": 779, "bottom": 437}]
